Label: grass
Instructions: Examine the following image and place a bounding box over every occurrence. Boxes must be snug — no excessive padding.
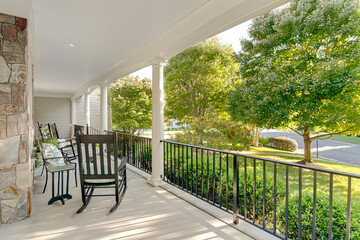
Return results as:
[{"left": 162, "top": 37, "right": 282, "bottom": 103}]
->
[
  {"left": 328, "top": 134, "right": 360, "bottom": 145},
  {"left": 249, "top": 146, "right": 299, "bottom": 155},
  {"left": 246, "top": 152, "right": 360, "bottom": 201}
]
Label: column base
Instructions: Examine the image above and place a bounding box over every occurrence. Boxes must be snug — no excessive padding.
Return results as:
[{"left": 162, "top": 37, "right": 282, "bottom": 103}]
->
[{"left": 147, "top": 177, "right": 163, "bottom": 187}]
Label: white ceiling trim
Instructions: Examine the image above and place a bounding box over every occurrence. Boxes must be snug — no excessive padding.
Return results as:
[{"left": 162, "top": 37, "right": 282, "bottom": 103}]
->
[{"left": 72, "top": 0, "right": 288, "bottom": 99}]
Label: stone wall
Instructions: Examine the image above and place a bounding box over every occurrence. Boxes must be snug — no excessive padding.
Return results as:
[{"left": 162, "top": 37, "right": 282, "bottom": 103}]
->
[{"left": 0, "top": 13, "right": 32, "bottom": 225}]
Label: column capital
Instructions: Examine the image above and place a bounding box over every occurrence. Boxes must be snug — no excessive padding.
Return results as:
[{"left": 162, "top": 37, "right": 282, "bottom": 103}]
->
[{"left": 151, "top": 57, "right": 166, "bottom": 65}]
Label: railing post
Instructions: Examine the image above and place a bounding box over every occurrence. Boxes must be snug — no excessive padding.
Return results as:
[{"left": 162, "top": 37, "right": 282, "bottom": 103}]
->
[{"left": 233, "top": 155, "right": 239, "bottom": 224}]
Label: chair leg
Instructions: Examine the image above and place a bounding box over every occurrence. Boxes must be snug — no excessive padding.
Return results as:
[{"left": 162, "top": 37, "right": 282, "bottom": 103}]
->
[
  {"left": 73, "top": 162, "right": 78, "bottom": 187},
  {"left": 41, "top": 164, "right": 45, "bottom": 176},
  {"left": 43, "top": 170, "right": 48, "bottom": 193},
  {"left": 77, "top": 186, "right": 94, "bottom": 214},
  {"left": 110, "top": 169, "right": 127, "bottom": 213}
]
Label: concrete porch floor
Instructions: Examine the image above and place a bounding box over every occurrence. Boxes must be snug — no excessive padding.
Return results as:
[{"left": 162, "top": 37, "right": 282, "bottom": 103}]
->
[{"left": 0, "top": 166, "right": 260, "bottom": 240}]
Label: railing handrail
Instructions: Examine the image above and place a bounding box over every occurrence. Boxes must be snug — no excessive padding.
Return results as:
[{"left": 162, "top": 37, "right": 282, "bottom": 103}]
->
[
  {"left": 105, "top": 130, "right": 152, "bottom": 140},
  {"left": 161, "top": 139, "right": 360, "bottom": 179}
]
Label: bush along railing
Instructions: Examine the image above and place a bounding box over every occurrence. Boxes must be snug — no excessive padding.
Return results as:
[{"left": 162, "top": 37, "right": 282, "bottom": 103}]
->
[
  {"left": 161, "top": 140, "right": 360, "bottom": 240},
  {"left": 105, "top": 131, "right": 152, "bottom": 173}
]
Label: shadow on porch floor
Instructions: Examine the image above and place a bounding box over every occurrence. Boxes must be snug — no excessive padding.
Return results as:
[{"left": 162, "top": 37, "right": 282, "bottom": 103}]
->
[{"left": 0, "top": 167, "right": 253, "bottom": 240}]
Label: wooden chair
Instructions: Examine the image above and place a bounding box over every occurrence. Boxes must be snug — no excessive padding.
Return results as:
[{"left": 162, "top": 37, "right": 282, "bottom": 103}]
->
[
  {"left": 48, "top": 123, "right": 77, "bottom": 161},
  {"left": 38, "top": 140, "right": 77, "bottom": 194},
  {"left": 76, "top": 132, "right": 127, "bottom": 213},
  {"left": 37, "top": 122, "right": 78, "bottom": 187}
]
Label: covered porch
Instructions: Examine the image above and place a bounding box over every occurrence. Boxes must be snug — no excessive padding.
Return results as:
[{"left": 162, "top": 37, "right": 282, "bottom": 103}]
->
[
  {"left": 1, "top": 166, "right": 272, "bottom": 240},
  {"left": 0, "top": 0, "right": 291, "bottom": 239}
]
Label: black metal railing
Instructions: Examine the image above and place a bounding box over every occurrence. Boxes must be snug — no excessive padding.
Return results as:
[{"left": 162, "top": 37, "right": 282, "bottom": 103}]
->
[
  {"left": 74, "top": 124, "right": 85, "bottom": 136},
  {"left": 161, "top": 140, "right": 360, "bottom": 240},
  {"left": 105, "top": 131, "right": 152, "bottom": 173},
  {"left": 86, "top": 124, "right": 101, "bottom": 135}
]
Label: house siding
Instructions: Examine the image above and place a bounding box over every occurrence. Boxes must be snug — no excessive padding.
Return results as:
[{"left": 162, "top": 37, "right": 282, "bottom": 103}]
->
[{"left": 34, "top": 97, "right": 71, "bottom": 138}]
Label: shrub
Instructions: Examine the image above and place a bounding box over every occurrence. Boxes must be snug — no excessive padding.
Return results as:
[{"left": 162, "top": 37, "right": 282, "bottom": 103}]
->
[
  {"left": 170, "top": 109, "right": 251, "bottom": 152},
  {"left": 269, "top": 136, "right": 298, "bottom": 152},
  {"left": 165, "top": 151, "right": 286, "bottom": 225},
  {"left": 259, "top": 137, "right": 270, "bottom": 145},
  {"left": 278, "top": 190, "right": 360, "bottom": 239}
]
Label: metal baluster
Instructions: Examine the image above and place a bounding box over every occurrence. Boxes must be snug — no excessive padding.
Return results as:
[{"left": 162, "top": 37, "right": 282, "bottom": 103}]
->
[
  {"left": 207, "top": 150, "right": 210, "bottom": 201},
  {"left": 191, "top": 147, "right": 193, "bottom": 193},
  {"left": 285, "top": 166, "right": 289, "bottom": 239},
  {"left": 170, "top": 143, "right": 173, "bottom": 184},
  {"left": 219, "top": 153, "right": 222, "bottom": 208},
  {"left": 213, "top": 151, "right": 216, "bottom": 205},
  {"left": 346, "top": 177, "right": 351, "bottom": 240},
  {"left": 177, "top": 144, "right": 180, "bottom": 186},
  {"left": 253, "top": 159, "right": 256, "bottom": 223},
  {"left": 298, "top": 168, "right": 302, "bottom": 240},
  {"left": 244, "top": 157, "right": 247, "bottom": 219},
  {"left": 186, "top": 146, "right": 189, "bottom": 191},
  {"left": 273, "top": 163, "right": 277, "bottom": 234},
  {"left": 312, "top": 171, "right": 317, "bottom": 240},
  {"left": 226, "top": 154, "right": 229, "bottom": 211},
  {"left": 201, "top": 149, "right": 204, "bottom": 198},
  {"left": 182, "top": 145, "right": 184, "bottom": 189},
  {"left": 195, "top": 148, "right": 198, "bottom": 196},
  {"left": 233, "top": 155, "right": 239, "bottom": 224},
  {"left": 328, "top": 173, "right": 333, "bottom": 240},
  {"left": 263, "top": 161, "right": 266, "bottom": 228}
]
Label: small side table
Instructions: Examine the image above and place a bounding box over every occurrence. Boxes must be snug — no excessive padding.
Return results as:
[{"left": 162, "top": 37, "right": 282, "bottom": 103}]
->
[{"left": 48, "top": 165, "right": 76, "bottom": 205}]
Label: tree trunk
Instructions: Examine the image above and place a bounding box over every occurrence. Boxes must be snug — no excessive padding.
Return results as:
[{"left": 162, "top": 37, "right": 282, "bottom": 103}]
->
[
  {"left": 303, "top": 126, "right": 313, "bottom": 163},
  {"left": 251, "top": 126, "right": 260, "bottom": 147}
]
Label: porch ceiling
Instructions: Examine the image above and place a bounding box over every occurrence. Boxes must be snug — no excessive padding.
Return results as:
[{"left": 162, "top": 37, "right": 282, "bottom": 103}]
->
[{"left": 1, "top": 0, "right": 288, "bottom": 98}]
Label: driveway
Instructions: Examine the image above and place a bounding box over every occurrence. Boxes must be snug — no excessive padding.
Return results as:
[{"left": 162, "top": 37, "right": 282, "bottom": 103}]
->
[{"left": 260, "top": 130, "right": 360, "bottom": 167}]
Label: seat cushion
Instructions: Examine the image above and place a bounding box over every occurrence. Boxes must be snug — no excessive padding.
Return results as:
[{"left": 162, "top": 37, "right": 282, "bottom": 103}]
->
[
  {"left": 57, "top": 139, "right": 67, "bottom": 148},
  {"left": 41, "top": 143, "right": 66, "bottom": 167},
  {"left": 83, "top": 159, "right": 125, "bottom": 184}
]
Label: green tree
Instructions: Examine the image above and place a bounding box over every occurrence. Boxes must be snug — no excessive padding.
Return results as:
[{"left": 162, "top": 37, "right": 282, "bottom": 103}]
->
[
  {"left": 228, "top": 0, "right": 360, "bottom": 164},
  {"left": 164, "top": 37, "right": 239, "bottom": 122},
  {"left": 109, "top": 75, "right": 152, "bottom": 134}
]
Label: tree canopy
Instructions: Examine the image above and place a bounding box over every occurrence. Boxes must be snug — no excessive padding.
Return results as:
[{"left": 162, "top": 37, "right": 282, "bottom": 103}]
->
[
  {"left": 164, "top": 37, "right": 238, "bottom": 122},
  {"left": 109, "top": 75, "right": 152, "bottom": 134},
  {"left": 228, "top": 0, "right": 360, "bottom": 163}
]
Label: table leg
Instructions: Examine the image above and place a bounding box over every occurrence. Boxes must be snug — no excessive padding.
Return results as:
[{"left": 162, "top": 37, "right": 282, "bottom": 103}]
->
[{"left": 63, "top": 170, "right": 72, "bottom": 200}]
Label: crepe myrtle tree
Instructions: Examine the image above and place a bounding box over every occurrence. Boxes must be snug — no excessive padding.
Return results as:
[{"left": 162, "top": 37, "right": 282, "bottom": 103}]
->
[{"left": 228, "top": 0, "right": 360, "bottom": 164}]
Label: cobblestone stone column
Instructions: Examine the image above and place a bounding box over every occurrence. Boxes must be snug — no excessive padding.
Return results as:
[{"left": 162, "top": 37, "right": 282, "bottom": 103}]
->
[{"left": 0, "top": 13, "right": 32, "bottom": 225}]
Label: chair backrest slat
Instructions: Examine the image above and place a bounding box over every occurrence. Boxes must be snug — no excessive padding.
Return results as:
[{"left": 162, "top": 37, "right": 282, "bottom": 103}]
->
[
  {"left": 92, "top": 143, "right": 98, "bottom": 175},
  {"left": 107, "top": 143, "right": 112, "bottom": 174},
  {"left": 84, "top": 143, "right": 91, "bottom": 175},
  {"left": 100, "top": 143, "right": 105, "bottom": 175},
  {"left": 76, "top": 132, "right": 119, "bottom": 179}
]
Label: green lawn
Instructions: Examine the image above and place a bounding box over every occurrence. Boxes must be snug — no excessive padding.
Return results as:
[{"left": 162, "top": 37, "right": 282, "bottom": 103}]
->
[
  {"left": 249, "top": 146, "right": 299, "bottom": 155},
  {"left": 246, "top": 151, "right": 360, "bottom": 201},
  {"left": 328, "top": 134, "right": 360, "bottom": 145}
]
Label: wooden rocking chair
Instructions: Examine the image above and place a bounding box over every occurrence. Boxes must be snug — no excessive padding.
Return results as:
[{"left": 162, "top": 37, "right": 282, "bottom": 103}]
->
[{"left": 76, "top": 132, "right": 127, "bottom": 213}]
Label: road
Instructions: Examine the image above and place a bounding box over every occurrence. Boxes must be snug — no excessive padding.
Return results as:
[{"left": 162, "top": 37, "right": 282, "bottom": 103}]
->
[{"left": 260, "top": 130, "right": 360, "bottom": 167}]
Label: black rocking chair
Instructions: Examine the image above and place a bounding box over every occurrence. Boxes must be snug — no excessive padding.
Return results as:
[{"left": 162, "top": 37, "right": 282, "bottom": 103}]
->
[{"left": 76, "top": 132, "right": 127, "bottom": 213}]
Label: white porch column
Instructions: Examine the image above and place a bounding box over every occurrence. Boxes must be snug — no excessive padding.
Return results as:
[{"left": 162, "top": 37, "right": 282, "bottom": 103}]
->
[
  {"left": 100, "top": 86, "right": 108, "bottom": 133},
  {"left": 84, "top": 93, "right": 90, "bottom": 129},
  {"left": 71, "top": 98, "right": 76, "bottom": 137},
  {"left": 148, "top": 58, "right": 165, "bottom": 187}
]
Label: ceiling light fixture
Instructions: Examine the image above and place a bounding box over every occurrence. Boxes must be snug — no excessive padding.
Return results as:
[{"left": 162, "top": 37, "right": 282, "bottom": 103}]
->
[{"left": 69, "top": 43, "right": 75, "bottom": 47}]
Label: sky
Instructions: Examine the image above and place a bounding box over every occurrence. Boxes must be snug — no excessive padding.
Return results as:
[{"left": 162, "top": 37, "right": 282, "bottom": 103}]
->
[{"left": 130, "top": 20, "right": 252, "bottom": 80}]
